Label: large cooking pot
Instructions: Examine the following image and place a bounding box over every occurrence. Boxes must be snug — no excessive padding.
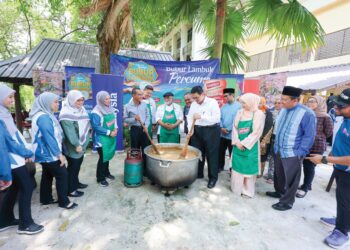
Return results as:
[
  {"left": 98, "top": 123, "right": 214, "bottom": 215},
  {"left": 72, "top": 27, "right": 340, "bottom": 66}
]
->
[{"left": 144, "top": 143, "right": 201, "bottom": 189}]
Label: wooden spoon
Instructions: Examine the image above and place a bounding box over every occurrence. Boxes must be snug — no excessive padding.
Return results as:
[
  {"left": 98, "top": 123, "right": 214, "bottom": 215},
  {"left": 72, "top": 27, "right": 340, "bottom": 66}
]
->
[
  {"left": 179, "top": 118, "right": 197, "bottom": 158},
  {"left": 138, "top": 120, "right": 161, "bottom": 155}
]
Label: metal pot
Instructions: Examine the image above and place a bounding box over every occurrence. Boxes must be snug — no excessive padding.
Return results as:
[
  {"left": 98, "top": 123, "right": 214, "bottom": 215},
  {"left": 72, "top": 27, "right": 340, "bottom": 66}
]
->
[{"left": 144, "top": 143, "right": 201, "bottom": 189}]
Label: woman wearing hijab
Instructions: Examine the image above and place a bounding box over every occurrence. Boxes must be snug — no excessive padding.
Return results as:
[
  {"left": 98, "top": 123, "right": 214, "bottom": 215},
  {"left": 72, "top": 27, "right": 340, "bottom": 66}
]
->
[
  {"left": 296, "top": 95, "right": 333, "bottom": 198},
  {"left": 258, "top": 97, "right": 274, "bottom": 178},
  {"left": 59, "top": 90, "right": 91, "bottom": 197},
  {"left": 231, "top": 93, "right": 265, "bottom": 198},
  {"left": 30, "top": 92, "right": 77, "bottom": 209},
  {"left": 0, "top": 84, "right": 44, "bottom": 235},
  {"left": 91, "top": 91, "right": 117, "bottom": 187}
]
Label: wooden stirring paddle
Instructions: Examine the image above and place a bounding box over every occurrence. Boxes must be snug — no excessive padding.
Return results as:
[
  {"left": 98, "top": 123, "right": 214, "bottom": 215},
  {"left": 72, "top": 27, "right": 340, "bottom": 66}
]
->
[
  {"left": 138, "top": 120, "right": 161, "bottom": 155},
  {"left": 179, "top": 118, "right": 197, "bottom": 158}
]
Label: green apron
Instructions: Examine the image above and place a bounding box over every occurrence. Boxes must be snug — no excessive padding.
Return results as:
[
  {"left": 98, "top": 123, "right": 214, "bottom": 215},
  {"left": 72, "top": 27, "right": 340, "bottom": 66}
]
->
[
  {"left": 100, "top": 113, "right": 116, "bottom": 162},
  {"left": 159, "top": 105, "right": 179, "bottom": 143},
  {"left": 232, "top": 113, "right": 259, "bottom": 175},
  {"left": 146, "top": 102, "right": 153, "bottom": 138}
]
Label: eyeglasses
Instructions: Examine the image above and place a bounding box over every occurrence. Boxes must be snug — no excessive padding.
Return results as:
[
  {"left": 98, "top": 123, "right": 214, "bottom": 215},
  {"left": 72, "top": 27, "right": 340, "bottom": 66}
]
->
[{"left": 307, "top": 100, "right": 317, "bottom": 103}]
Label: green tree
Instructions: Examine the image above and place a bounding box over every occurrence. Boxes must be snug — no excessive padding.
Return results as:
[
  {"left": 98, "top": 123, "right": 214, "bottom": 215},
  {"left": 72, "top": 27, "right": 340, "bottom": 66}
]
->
[{"left": 170, "top": 0, "right": 324, "bottom": 73}]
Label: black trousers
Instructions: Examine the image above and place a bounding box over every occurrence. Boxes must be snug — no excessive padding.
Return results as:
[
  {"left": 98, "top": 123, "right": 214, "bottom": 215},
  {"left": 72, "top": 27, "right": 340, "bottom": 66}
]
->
[
  {"left": 96, "top": 147, "right": 111, "bottom": 183},
  {"left": 219, "top": 137, "right": 233, "bottom": 170},
  {"left": 274, "top": 154, "right": 302, "bottom": 206},
  {"left": 40, "top": 161, "right": 70, "bottom": 207},
  {"left": 66, "top": 155, "right": 84, "bottom": 193},
  {"left": 130, "top": 126, "right": 150, "bottom": 170},
  {"left": 335, "top": 169, "right": 350, "bottom": 234},
  {"left": 300, "top": 157, "right": 318, "bottom": 192},
  {"left": 0, "top": 166, "right": 34, "bottom": 228},
  {"left": 190, "top": 125, "right": 220, "bottom": 181}
]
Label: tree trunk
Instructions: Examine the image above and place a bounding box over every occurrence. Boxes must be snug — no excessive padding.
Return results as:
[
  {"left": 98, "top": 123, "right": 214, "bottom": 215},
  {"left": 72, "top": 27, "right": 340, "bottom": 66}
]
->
[{"left": 213, "top": 0, "right": 226, "bottom": 59}]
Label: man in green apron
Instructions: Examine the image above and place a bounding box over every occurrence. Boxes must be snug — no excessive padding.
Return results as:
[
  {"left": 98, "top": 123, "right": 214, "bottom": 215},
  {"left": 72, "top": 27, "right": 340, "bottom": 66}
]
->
[{"left": 156, "top": 92, "right": 183, "bottom": 143}]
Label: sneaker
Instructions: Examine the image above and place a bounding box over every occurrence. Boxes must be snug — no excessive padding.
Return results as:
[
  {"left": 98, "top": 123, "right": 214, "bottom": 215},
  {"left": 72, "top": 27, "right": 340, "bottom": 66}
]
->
[
  {"left": 106, "top": 174, "right": 115, "bottom": 180},
  {"left": 321, "top": 217, "right": 337, "bottom": 227},
  {"left": 325, "top": 229, "right": 349, "bottom": 249},
  {"left": 99, "top": 180, "right": 109, "bottom": 187},
  {"left": 0, "top": 219, "right": 19, "bottom": 232},
  {"left": 17, "top": 223, "right": 44, "bottom": 235},
  {"left": 68, "top": 190, "right": 84, "bottom": 197}
]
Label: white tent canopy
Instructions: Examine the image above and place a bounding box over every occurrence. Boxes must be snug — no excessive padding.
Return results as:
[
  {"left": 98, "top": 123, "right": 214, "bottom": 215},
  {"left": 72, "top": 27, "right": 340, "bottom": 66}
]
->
[{"left": 286, "top": 64, "right": 350, "bottom": 90}]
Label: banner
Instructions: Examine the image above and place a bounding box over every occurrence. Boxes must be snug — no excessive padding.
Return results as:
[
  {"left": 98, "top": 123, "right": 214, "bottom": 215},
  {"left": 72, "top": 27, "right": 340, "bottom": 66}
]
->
[
  {"left": 243, "top": 79, "right": 260, "bottom": 95},
  {"left": 65, "top": 66, "right": 95, "bottom": 112},
  {"left": 110, "top": 54, "right": 220, "bottom": 106},
  {"left": 91, "top": 74, "right": 124, "bottom": 151},
  {"left": 259, "top": 73, "right": 287, "bottom": 108},
  {"left": 204, "top": 74, "right": 244, "bottom": 107},
  {"left": 32, "top": 69, "right": 64, "bottom": 97}
]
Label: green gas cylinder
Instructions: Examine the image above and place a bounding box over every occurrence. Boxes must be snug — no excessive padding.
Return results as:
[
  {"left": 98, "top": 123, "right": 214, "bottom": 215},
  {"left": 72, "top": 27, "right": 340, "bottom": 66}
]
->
[{"left": 124, "top": 148, "right": 143, "bottom": 187}]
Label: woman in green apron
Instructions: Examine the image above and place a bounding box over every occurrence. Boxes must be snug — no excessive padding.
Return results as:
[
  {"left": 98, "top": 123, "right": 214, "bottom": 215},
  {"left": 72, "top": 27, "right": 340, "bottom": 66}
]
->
[
  {"left": 156, "top": 92, "right": 183, "bottom": 143},
  {"left": 231, "top": 93, "right": 265, "bottom": 198},
  {"left": 91, "top": 91, "right": 117, "bottom": 187}
]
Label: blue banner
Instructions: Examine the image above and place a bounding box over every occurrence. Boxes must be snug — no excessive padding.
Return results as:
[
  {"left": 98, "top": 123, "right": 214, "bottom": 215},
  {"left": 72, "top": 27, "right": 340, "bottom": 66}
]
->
[
  {"left": 65, "top": 66, "right": 95, "bottom": 112},
  {"left": 110, "top": 54, "right": 220, "bottom": 106},
  {"left": 91, "top": 74, "right": 124, "bottom": 151}
]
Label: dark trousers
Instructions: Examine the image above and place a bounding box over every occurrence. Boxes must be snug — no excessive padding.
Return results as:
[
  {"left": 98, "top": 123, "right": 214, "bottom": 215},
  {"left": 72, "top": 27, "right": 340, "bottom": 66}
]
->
[
  {"left": 219, "top": 137, "right": 233, "bottom": 170},
  {"left": 335, "top": 169, "right": 350, "bottom": 234},
  {"left": 300, "top": 158, "right": 317, "bottom": 192},
  {"left": 40, "top": 161, "right": 70, "bottom": 207},
  {"left": 190, "top": 125, "right": 220, "bottom": 182},
  {"left": 274, "top": 154, "right": 302, "bottom": 206},
  {"left": 66, "top": 155, "right": 84, "bottom": 193},
  {"left": 96, "top": 147, "right": 111, "bottom": 182},
  {"left": 130, "top": 126, "right": 150, "bottom": 170},
  {"left": 0, "top": 166, "right": 34, "bottom": 228}
]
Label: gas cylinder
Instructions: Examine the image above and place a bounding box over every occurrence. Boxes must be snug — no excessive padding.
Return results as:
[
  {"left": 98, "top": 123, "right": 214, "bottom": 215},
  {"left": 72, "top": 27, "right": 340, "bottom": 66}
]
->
[{"left": 124, "top": 148, "right": 143, "bottom": 187}]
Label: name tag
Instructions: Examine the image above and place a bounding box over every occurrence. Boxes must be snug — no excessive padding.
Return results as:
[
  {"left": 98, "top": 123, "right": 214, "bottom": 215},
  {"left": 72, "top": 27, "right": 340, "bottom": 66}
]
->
[{"left": 238, "top": 127, "right": 250, "bottom": 134}]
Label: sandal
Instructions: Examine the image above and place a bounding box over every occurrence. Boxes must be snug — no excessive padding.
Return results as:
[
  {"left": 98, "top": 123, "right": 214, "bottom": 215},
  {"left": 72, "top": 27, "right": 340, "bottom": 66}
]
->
[
  {"left": 296, "top": 189, "right": 307, "bottom": 198},
  {"left": 63, "top": 202, "right": 78, "bottom": 210}
]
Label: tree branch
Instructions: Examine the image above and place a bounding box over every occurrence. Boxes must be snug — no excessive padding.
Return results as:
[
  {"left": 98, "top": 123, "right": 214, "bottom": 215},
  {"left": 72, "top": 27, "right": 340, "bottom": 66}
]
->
[{"left": 60, "top": 26, "right": 85, "bottom": 40}]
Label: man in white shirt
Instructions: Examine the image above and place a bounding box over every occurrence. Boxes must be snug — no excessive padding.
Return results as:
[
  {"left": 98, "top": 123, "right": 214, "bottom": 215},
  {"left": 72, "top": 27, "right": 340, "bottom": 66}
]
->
[
  {"left": 142, "top": 85, "right": 157, "bottom": 138},
  {"left": 156, "top": 92, "right": 183, "bottom": 143},
  {"left": 187, "top": 86, "right": 221, "bottom": 189}
]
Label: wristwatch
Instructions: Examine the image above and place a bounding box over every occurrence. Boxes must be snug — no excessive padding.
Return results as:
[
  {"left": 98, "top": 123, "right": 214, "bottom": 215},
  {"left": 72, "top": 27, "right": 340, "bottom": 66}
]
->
[{"left": 321, "top": 156, "right": 328, "bottom": 164}]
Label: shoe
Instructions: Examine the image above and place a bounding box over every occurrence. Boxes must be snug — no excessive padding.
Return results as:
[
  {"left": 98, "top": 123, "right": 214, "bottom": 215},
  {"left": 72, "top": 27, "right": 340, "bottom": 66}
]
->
[
  {"left": 41, "top": 200, "right": 58, "bottom": 205},
  {"left": 296, "top": 189, "right": 307, "bottom": 198},
  {"left": 320, "top": 217, "right": 337, "bottom": 227},
  {"left": 0, "top": 219, "right": 19, "bottom": 232},
  {"left": 325, "top": 229, "right": 349, "bottom": 249},
  {"left": 68, "top": 190, "right": 84, "bottom": 197},
  {"left": 99, "top": 180, "right": 109, "bottom": 187},
  {"left": 17, "top": 223, "right": 44, "bottom": 235},
  {"left": 272, "top": 202, "right": 292, "bottom": 211},
  {"left": 106, "top": 174, "right": 115, "bottom": 180},
  {"left": 60, "top": 202, "right": 78, "bottom": 210},
  {"left": 207, "top": 180, "right": 216, "bottom": 189},
  {"left": 266, "top": 191, "right": 282, "bottom": 198},
  {"left": 78, "top": 183, "right": 88, "bottom": 189}
]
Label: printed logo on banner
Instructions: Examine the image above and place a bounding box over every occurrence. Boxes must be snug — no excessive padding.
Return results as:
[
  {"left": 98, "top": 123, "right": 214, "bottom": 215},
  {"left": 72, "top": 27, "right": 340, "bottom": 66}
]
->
[
  {"left": 110, "top": 93, "right": 120, "bottom": 114},
  {"left": 124, "top": 61, "right": 159, "bottom": 90},
  {"left": 69, "top": 73, "right": 92, "bottom": 100}
]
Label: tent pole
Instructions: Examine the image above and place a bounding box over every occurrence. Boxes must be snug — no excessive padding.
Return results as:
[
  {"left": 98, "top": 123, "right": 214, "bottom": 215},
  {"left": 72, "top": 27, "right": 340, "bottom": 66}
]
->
[{"left": 14, "top": 84, "right": 23, "bottom": 133}]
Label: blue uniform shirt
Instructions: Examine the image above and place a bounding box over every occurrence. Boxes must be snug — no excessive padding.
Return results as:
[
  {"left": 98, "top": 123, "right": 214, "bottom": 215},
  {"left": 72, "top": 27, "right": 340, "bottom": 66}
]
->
[
  {"left": 332, "top": 118, "right": 350, "bottom": 172},
  {"left": 220, "top": 102, "right": 241, "bottom": 140}
]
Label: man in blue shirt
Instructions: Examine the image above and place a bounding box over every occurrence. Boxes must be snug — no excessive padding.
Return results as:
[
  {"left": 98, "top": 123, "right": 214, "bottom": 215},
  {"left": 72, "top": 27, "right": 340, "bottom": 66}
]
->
[
  {"left": 219, "top": 88, "right": 241, "bottom": 172},
  {"left": 266, "top": 86, "right": 316, "bottom": 211},
  {"left": 307, "top": 88, "right": 350, "bottom": 249}
]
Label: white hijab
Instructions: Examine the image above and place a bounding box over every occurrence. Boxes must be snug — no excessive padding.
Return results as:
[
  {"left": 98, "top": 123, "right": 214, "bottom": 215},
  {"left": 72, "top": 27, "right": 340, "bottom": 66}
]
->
[
  {"left": 29, "top": 92, "right": 63, "bottom": 139},
  {"left": 59, "top": 90, "right": 91, "bottom": 145},
  {"left": 0, "top": 84, "right": 19, "bottom": 136}
]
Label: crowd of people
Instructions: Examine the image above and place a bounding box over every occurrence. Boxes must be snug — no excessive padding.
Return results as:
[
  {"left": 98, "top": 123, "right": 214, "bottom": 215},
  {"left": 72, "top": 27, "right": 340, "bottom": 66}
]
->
[{"left": 0, "top": 82, "right": 349, "bottom": 249}]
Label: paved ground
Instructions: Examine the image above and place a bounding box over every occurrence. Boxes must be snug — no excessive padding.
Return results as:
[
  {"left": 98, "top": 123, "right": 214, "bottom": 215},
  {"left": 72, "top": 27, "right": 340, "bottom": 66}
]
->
[{"left": 0, "top": 150, "right": 341, "bottom": 250}]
